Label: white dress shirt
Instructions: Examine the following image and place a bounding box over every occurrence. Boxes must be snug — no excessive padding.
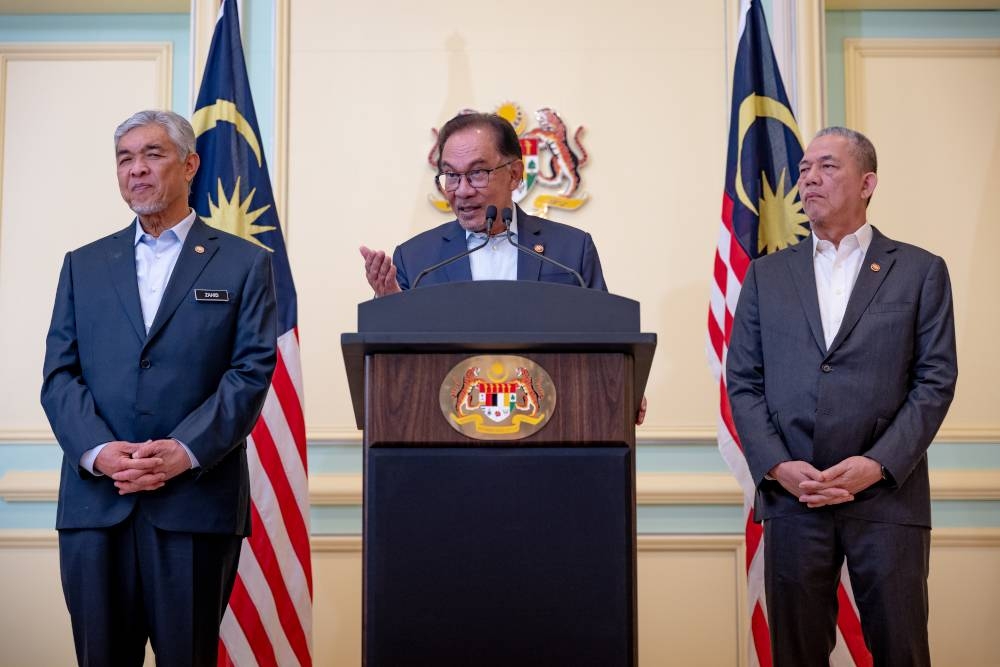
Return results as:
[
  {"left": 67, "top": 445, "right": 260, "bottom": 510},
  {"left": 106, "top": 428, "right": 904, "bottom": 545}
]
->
[
  {"left": 467, "top": 207, "right": 519, "bottom": 281},
  {"left": 135, "top": 210, "right": 196, "bottom": 332},
  {"left": 80, "top": 211, "right": 200, "bottom": 475},
  {"left": 812, "top": 223, "right": 873, "bottom": 350}
]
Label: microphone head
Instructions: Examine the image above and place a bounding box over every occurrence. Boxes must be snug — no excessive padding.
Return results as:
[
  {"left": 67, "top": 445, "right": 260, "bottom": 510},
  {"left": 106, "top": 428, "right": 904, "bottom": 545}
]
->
[
  {"left": 485, "top": 205, "right": 498, "bottom": 222},
  {"left": 501, "top": 207, "right": 513, "bottom": 223}
]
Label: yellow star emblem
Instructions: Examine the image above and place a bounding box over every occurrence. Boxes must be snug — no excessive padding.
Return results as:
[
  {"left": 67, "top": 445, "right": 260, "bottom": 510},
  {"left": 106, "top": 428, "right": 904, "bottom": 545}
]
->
[
  {"left": 201, "top": 177, "right": 275, "bottom": 251},
  {"left": 757, "top": 168, "right": 809, "bottom": 255}
]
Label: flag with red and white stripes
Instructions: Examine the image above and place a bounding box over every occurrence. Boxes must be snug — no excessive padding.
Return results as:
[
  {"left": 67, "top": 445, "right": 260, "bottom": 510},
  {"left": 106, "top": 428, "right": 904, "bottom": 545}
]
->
[
  {"left": 708, "top": 2, "right": 871, "bottom": 665},
  {"left": 189, "top": 1, "right": 312, "bottom": 664}
]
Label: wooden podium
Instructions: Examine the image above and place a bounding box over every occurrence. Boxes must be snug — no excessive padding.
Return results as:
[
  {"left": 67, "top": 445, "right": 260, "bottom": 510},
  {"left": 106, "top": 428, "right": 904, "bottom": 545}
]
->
[{"left": 342, "top": 282, "right": 656, "bottom": 667}]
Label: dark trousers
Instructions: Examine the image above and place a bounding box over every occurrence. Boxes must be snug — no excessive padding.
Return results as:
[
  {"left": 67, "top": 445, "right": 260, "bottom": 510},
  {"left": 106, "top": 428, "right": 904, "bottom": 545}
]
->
[
  {"left": 59, "top": 508, "right": 243, "bottom": 667},
  {"left": 764, "top": 510, "right": 931, "bottom": 667}
]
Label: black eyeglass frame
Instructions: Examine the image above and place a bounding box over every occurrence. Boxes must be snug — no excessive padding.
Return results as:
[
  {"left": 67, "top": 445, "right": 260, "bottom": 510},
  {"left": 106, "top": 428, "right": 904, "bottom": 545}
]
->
[{"left": 435, "top": 159, "right": 518, "bottom": 193}]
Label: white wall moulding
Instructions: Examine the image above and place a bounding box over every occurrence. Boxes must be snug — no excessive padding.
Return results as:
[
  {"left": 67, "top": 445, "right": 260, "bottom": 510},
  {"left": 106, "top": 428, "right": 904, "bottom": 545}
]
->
[
  {"left": 5, "top": 469, "right": 999, "bottom": 505},
  {"left": 0, "top": 43, "right": 171, "bottom": 104},
  {"left": 0, "top": 471, "right": 53, "bottom": 502},
  {"left": 280, "top": 425, "right": 1000, "bottom": 447},
  {"left": 189, "top": 0, "right": 218, "bottom": 105},
  {"left": 932, "top": 526, "right": 1000, "bottom": 547},
  {"left": 793, "top": 0, "right": 827, "bottom": 139},
  {"left": 274, "top": 0, "right": 289, "bottom": 233},
  {"left": 828, "top": 1, "right": 1000, "bottom": 8},
  {"left": 844, "top": 38, "right": 1000, "bottom": 131},
  {"left": 0, "top": 1, "right": 187, "bottom": 12},
  {"left": 0, "top": 529, "right": 53, "bottom": 548},
  {"left": 306, "top": 427, "right": 364, "bottom": 443},
  {"left": 307, "top": 426, "right": 723, "bottom": 445}
]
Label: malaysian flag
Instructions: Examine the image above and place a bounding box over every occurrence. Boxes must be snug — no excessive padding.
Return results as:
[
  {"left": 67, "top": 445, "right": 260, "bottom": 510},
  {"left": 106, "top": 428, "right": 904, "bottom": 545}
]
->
[
  {"left": 708, "top": 2, "right": 871, "bottom": 665},
  {"left": 189, "top": 1, "right": 312, "bottom": 665}
]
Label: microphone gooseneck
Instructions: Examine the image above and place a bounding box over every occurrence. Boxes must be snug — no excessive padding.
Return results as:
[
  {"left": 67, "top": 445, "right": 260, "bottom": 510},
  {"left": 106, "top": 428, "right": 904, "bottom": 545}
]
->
[
  {"left": 411, "top": 204, "right": 499, "bottom": 289},
  {"left": 502, "top": 207, "right": 586, "bottom": 288}
]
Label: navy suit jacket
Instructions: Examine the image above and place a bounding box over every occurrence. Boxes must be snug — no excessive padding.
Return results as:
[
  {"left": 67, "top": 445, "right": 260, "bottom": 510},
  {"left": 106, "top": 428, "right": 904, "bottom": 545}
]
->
[
  {"left": 41, "top": 218, "right": 277, "bottom": 536},
  {"left": 392, "top": 207, "right": 607, "bottom": 291},
  {"left": 726, "top": 227, "right": 957, "bottom": 527}
]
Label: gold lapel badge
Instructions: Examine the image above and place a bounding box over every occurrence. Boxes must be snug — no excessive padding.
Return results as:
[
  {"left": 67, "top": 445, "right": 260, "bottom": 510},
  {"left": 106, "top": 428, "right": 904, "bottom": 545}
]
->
[
  {"left": 194, "top": 245, "right": 206, "bottom": 254},
  {"left": 870, "top": 262, "right": 881, "bottom": 272},
  {"left": 533, "top": 244, "right": 544, "bottom": 254}
]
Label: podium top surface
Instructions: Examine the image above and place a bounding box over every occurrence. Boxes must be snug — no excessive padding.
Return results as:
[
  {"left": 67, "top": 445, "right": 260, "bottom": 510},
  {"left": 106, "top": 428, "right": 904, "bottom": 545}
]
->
[
  {"left": 355, "top": 280, "right": 641, "bottom": 333},
  {"left": 341, "top": 282, "right": 657, "bottom": 429}
]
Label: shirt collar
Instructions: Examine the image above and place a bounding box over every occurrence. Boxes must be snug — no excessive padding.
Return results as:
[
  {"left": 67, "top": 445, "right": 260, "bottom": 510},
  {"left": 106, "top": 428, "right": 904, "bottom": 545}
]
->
[
  {"left": 811, "top": 221, "right": 872, "bottom": 256},
  {"left": 134, "top": 209, "right": 197, "bottom": 246}
]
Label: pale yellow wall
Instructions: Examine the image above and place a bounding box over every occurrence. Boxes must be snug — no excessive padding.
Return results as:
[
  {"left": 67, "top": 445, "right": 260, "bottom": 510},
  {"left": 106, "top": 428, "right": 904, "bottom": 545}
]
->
[
  {"left": 286, "top": 0, "right": 729, "bottom": 441},
  {"left": 0, "top": 44, "right": 170, "bottom": 440},
  {"left": 1, "top": 530, "right": 997, "bottom": 666},
  {"left": 845, "top": 39, "right": 1000, "bottom": 441}
]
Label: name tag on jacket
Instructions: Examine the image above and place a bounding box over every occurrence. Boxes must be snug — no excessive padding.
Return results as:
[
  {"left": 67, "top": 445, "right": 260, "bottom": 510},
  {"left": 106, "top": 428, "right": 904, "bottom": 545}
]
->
[{"left": 194, "top": 289, "right": 230, "bottom": 302}]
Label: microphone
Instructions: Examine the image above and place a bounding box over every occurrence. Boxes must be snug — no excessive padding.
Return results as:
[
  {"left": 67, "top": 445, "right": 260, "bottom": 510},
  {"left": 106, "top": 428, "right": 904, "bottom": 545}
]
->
[
  {"left": 501, "top": 207, "right": 586, "bottom": 288},
  {"left": 412, "top": 205, "right": 497, "bottom": 289}
]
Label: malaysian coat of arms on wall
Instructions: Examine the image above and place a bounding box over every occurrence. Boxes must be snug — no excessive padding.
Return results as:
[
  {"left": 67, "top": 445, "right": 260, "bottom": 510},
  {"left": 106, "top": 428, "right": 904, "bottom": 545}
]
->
[{"left": 428, "top": 103, "right": 589, "bottom": 217}]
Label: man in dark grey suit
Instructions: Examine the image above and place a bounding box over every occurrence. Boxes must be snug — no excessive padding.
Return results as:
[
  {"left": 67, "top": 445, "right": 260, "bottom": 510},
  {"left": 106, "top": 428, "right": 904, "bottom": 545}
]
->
[
  {"left": 727, "top": 127, "right": 957, "bottom": 666},
  {"left": 41, "top": 110, "right": 277, "bottom": 666}
]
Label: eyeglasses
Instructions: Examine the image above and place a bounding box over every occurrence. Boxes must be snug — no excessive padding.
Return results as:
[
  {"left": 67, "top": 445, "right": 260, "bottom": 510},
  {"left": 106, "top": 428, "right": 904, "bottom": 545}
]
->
[{"left": 436, "top": 160, "right": 516, "bottom": 192}]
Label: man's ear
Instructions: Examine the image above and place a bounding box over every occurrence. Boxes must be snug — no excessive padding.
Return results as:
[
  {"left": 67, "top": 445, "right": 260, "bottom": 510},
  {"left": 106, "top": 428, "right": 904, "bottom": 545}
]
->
[
  {"left": 861, "top": 171, "right": 877, "bottom": 201},
  {"left": 185, "top": 152, "right": 201, "bottom": 182},
  {"left": 508, "top": 159, "right": 524, "bottom": 192}
]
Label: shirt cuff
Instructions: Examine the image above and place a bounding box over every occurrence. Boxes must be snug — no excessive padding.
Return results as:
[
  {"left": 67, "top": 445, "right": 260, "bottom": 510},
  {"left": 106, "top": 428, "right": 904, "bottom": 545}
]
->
[
  {"left": 174, "top": 439, "right": 200, "bottom": 469},
  {"left": 80, "top": 443, "right": 109, "bottom": 476}
]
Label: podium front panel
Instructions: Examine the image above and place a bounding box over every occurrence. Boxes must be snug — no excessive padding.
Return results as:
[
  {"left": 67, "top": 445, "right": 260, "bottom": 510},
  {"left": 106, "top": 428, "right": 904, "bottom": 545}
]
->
[
  {"left": 364, "top": 446, "right": 634, "bottom": 667},
  {"left": 365, "top": 352, "right": 633, "bottom": 446}
]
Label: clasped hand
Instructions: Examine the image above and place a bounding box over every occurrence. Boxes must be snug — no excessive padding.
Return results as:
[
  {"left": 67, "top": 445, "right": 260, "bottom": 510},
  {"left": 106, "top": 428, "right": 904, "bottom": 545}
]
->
[
  {"left": 770, "top": 456, "right": 883, "bottom": 508},
  {"left": 94, "top": 439, "right": 192, "bottom": 495}
]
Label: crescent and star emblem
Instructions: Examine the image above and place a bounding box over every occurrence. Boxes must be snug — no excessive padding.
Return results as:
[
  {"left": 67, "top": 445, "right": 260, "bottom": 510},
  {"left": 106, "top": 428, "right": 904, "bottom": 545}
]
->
[
  {"left": 734, "top": 93, "right": 810, "bottom": 254},
  {"left": 191, "top": 99, "right": 275, "bottom": 251}
]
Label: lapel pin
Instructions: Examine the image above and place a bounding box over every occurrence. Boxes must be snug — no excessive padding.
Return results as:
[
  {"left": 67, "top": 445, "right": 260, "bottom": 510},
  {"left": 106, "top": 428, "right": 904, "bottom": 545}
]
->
[
  {"left": 194, "top": 245, "right": 206, "bottom": 254},
  {"left": 870, "top": 262, "right": 881, "bottom": 272},
  {"left": 534, "top": 244, "right": 544, "bottom": 253}
]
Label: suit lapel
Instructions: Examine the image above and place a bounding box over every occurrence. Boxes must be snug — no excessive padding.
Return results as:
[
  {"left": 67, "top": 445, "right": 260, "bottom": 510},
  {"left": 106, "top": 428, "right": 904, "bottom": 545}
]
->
[
  {"left": 106, "top": 220, "right": 147, "bottom": 343},
  {"left": 826, "top": 227, "right": 896, "bottom": 355},
  {"left": 786, "top": 235, "right": 828, "bottom": 355},
  {"left": 515, "top": 206, "right": 543, "bottom": 281},
  {"left": 145, "top": 218, "right": 218, "bottom": 344},
  {"left": 441, "top": 220, "right": 473, "bottom": 282}
]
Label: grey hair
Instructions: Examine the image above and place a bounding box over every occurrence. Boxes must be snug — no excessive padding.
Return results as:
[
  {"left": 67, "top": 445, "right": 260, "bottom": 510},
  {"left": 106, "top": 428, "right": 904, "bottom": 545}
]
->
[
  {"left": 814, "top": 126, "right": 877, "bottom": 174},
  {"left": 113, "top": 109, "right": 196, "bottom": 161}
]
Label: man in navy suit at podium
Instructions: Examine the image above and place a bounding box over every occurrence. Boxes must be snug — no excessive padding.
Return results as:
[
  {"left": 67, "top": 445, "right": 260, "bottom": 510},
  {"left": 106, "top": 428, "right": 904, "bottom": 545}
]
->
[
  {"left": 360, "top": 111, "right": 650, "bottom": 425},
  {"left": 360, "top": 112, "right": 607, "bottom": 295}
]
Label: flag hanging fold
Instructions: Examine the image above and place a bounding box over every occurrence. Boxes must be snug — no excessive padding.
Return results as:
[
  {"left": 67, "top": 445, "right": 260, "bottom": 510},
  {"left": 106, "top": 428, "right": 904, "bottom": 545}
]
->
[
  {"left": 190, "top": 1, "right": 312, "bottom": 665},
  {"left": 708, "top": 2, "right": 872, "bottom": 666}
]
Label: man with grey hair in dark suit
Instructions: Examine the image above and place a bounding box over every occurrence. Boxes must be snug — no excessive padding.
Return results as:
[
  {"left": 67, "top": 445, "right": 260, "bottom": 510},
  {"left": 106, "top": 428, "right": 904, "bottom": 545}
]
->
[
  {"left": 41, "top": 109, "right": 277, "bottom": 666},
  {"left": 726, "top": 126, "right": 957, "bottom": 666}
]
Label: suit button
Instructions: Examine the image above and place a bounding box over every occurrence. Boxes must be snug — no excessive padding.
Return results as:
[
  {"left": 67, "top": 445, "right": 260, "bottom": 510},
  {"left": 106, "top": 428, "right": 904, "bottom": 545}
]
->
[
  {"left": 821, "top": 364, "right": 833, "bottom": 373},
  {"left": 140, "top": 359, "right": 151, "bottom": 369}
]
